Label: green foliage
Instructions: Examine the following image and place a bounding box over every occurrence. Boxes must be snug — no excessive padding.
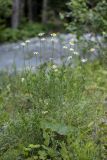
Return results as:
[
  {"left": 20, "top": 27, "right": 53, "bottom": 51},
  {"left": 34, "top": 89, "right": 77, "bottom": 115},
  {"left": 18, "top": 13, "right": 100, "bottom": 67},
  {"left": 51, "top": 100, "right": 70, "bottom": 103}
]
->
[
  {"left": 66, "top": 0, "right": 107, "bottom": 35},
  {"left": 0, "top": 0, "right": 12, "bottom": 20},
  {"left": 0, "top": 59, "right": 107, "bottom": 159},
  {"left": 49, "top": 0, "right": 69, "bottom": 11},
  {"left": 0, "top": 0, "right": 12, "bottom": 34},
  {"left": 0, "top": 22, "right": 65, "bottom": 42},
  {"left": 0, "top": 23, "right": 46, "bottom": 42},
  {"left": 0, "top": 0, "right": 67, "bottom": 42}
]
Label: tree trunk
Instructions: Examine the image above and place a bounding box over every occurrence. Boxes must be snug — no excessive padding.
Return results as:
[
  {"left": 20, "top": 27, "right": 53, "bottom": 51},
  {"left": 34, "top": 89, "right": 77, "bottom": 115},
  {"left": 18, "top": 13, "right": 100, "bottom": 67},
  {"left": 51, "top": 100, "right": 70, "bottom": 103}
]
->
[
  {"left": 42, "top": 0, "right": 48, "bottom": 24},
  {"left": 28, "top": 0, "right": 33, "bottom": 22},
  {"left": 11, "top": 0, "right": 21, "bottom": 28},
  {"left": 20, "top": 0, "right": 25, "bottom": 20}
]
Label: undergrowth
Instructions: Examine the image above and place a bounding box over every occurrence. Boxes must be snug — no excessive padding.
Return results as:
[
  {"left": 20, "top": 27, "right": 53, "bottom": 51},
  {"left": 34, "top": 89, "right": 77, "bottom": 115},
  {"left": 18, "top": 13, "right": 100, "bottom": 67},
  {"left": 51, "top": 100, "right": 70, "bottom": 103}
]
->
[{"left": 0, "top": 60, "right": 107, "bottom": 160}]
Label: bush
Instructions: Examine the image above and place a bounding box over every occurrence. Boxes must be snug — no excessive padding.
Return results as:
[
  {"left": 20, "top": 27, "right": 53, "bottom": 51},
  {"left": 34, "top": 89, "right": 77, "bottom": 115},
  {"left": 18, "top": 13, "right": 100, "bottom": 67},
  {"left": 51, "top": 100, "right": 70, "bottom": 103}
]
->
[
  {"left": 66, "top": 0, "right": 107, "bottom": 35},
  {"left": 0, "top": 23, "right": 46, "bottom": 42}
]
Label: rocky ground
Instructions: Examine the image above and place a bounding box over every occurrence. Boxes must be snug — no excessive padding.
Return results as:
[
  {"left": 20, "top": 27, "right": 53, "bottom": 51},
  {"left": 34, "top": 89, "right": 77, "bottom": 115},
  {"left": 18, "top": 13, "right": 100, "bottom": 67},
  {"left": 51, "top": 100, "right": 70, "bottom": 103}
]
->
[{"left": 0, "top": 34, "right": 101, "bottom": 70}]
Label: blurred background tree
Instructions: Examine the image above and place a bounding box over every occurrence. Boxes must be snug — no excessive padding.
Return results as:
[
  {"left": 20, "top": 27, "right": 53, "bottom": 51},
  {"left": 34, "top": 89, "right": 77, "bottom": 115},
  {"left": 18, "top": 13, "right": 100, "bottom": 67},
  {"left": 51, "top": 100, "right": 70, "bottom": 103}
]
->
[
  {"left": 66, "top": 0, "right": 107, "bottom": 36},
  {"left": 0, "top": 0, "right": 107, "bottom": 42},
  {"left": 12, "top": 0, "right": 21, "bottom": 28},
  {"left": 0, "top": 0, "right": 69, "bottom": 42},
  {"left": 0, "top": 0, "right": 12, "bottom": 27}
]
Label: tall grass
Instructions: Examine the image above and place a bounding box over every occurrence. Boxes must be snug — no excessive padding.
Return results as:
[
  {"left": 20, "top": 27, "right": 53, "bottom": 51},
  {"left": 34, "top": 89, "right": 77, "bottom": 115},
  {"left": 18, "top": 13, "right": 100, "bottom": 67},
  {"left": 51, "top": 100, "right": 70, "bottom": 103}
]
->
[{"left": 0, "top": 34, "right": 107, "bottom": 159}]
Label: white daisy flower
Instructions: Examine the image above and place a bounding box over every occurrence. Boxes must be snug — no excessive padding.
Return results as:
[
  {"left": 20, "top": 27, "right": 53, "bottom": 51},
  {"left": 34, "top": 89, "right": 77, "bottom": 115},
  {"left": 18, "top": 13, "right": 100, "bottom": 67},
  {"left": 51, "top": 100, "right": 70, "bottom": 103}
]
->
[
  {"left": 73, "top": 51, "right": 79, "bottom": 55},
  {"left": 51, "top": 33, "right": 57, "bottom": 37},
  {"left": 54, "top": 69, "right": 58, "bottom": 72},
  {"left": 63, "top": 46, "right": 68, "bottom": 49},
  {"left": 90, "top": 48, "right": 95, "bottom": 52},
  {"left": 38, "top": 32, "right": 45, "bottom": 37},
  {"left": 69, "top": 41, "right": 74, "bottom": 45},
  {"left": 41, "top": 38, "right": 46, "bottom": 41},
  {"left": 67, "top": 56, "right": 72, "bottom": 61},
  {"left": 42, "top": 111, "right": 48, "bottom": 115},
  {"left": 81, "top": 58, "right": 88, "bottom": 63},
  {"left": 33, "top": 52, "right": 39, "bottom": 55},
  {"left": 25, "top": 40, "right": 30, "bottom": 43},
  {"left": 69, "top": 48, "right": 74, "bottom": 51},
  {"left": 21, "top": 78, "right": 25, "bottom": 82},
  {"left": 52, "top": 65, "right": 57, "bottom": 69},
  {"left": 21, "top": 42, "right": 26, "bottom": 47}
]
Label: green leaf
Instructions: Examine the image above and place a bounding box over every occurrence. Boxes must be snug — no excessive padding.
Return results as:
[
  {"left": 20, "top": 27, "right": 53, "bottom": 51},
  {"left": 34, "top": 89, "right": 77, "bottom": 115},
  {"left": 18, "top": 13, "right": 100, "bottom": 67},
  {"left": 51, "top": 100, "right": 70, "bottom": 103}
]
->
[{"left": 28, "top": 144, "right": 41, "bottom": 149}]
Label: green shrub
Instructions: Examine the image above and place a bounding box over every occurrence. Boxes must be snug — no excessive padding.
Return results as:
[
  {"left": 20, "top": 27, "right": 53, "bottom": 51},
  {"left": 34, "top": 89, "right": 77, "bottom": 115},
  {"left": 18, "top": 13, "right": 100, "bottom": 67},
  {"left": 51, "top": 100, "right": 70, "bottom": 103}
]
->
[
  {"left": 66, "top": 0, "right": 107, "bottom": 35},
  {"left": 0, "top": 23, "right": 46, "bottom": 42}
]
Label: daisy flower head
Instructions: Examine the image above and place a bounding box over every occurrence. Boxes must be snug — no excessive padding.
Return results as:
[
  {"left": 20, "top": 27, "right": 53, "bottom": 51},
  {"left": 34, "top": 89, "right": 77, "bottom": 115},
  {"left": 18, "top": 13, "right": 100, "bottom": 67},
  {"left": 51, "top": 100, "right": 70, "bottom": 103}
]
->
[
  {"left": 69, "top": 48, "right": 74, "bottom": 51},
  {"left": 21, "top": 78, "right": 25, "bottom": 82},
  {"left": 90, "top": 48, "right": 95, "bottom": 52},
  {"left": 69, "top": 40, "right": 74, "bottom": 45},
  {"left": 54, "top": 69, "right": 58, "bottom": 72},
  {"left": 63, "top": 46, "right": 68, "bottom": 49},
  {"left": 38, "top": 32, "right": 45, "bottom": 37},
  {"left": 52, "top": 64, "right": 57, "bottom": 69},
  {"left": 33, "top": 52, "right": 39, "bottom": 55},
  {"left": 73, "top": 51, "right": 79, "bottom": 55},
  {"left": 42, "top": 111, "right": 48, "bottom": 115},
  {"left": 81, "top": 58, "right": 88, "bottom": 63},
  {"left": 51, "top": 33, "right": 57, "bottom": 37},
  {"left": 21, "top": 42, "right": 26, "bottom": 47},
  {"left": 67, "top": 56, "right": 72, "bottom": 61},
  {"left": 25, "top": 40, "right": 30, "bottom": 44},
  {"left": 102, "top": 32, "right": 106, "bottom": 36},
  {"left": 41, "top": 38, "right": 46, "bottom": 41}
]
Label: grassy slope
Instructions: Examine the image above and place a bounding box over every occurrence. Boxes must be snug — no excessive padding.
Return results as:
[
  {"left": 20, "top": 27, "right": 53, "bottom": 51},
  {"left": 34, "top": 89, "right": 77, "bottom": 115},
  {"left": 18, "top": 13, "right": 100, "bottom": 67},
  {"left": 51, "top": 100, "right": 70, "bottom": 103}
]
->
[{"left": 0, "top": 61, "right": 107, "bottom": 159}]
